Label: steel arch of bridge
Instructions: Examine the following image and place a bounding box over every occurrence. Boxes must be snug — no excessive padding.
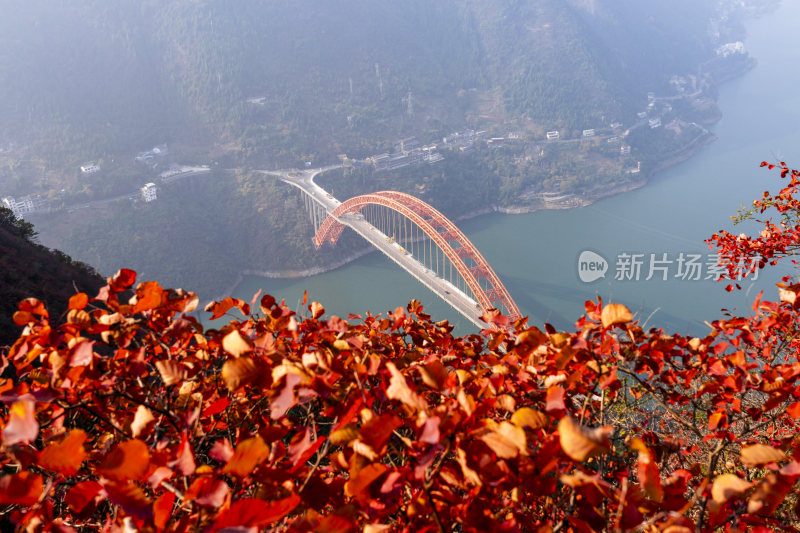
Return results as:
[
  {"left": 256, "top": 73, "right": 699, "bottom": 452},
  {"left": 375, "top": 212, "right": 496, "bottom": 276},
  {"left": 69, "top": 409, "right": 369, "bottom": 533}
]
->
[{"left": 314, "top": 191, "right": 521, "bottom": 321}]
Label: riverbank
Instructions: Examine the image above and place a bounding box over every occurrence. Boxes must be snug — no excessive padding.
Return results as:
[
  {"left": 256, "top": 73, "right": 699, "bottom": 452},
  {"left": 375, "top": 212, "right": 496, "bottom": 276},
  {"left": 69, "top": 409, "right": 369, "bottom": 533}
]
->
[{"left": 224, "top": 127, "right": 719, "bottom": 290}]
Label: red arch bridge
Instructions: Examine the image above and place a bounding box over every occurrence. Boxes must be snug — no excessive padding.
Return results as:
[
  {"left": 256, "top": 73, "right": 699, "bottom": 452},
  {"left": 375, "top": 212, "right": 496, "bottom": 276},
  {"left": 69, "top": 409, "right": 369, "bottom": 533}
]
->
[{"left": 270, "top": 167, "right": 521, "bottom": 327}]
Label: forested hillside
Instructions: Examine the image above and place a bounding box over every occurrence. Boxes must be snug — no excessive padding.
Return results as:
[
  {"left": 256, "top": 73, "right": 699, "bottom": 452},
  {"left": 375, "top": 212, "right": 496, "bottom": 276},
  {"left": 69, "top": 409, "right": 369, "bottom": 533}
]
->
[{"left": 0, "top": 0, "right": 731, "bottom": 176}]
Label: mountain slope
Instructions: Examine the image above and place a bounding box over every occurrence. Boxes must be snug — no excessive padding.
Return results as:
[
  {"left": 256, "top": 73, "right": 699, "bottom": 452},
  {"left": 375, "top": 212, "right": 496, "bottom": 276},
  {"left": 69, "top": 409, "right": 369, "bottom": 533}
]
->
[{"left": 0, "top": 208, "right": 103, "bottom": 348}]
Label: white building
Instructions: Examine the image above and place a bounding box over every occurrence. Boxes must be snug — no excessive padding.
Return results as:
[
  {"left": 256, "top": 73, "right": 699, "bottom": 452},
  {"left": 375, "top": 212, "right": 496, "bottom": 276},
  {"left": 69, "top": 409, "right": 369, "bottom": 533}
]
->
[
  {"left": 141, "top": 183, "right": 158, "bottom": 202},
  {"left": 546, "top": 131, "right": 560, "bottom": 141},
  {"left": 716, "top": 41, "right": 745, "bottom": 58},
  {"left": 2, "top": 196, "right": 36, "bottom": 218},
  {"left": 582, "top": 129, "right": 595, "bottom": 138},
  {"left": 649, "top": 118, "right": 662, "bottom": 129},
  {"left": 80, "top": 163, "right": 100, "bottom": 175}
]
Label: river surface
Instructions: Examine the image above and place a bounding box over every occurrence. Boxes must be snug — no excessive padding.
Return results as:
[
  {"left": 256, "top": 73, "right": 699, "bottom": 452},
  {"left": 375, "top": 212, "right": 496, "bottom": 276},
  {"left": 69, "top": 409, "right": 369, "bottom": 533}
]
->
[{"left": 234, "top": 2, "right": 800, "bottom": 336}]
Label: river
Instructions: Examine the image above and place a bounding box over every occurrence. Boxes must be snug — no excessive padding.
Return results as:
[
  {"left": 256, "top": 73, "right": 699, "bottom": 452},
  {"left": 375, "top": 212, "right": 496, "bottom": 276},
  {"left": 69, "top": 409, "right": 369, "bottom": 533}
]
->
[{"left": 233, "top": 2, "right": 800, "bottom": 336}]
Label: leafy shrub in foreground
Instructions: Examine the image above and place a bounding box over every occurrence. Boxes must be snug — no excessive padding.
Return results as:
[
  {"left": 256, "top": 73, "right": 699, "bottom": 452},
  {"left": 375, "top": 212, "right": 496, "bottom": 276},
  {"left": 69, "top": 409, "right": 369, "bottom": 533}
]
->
[{"left": 3, "top": 163, "right": 800, "bottom": 531}]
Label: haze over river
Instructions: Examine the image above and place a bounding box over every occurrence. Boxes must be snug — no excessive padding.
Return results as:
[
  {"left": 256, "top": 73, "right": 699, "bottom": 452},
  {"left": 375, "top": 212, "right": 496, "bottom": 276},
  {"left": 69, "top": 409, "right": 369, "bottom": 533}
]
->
[{"left": 234, "top": 2, "right": 800, "bottom": 336}]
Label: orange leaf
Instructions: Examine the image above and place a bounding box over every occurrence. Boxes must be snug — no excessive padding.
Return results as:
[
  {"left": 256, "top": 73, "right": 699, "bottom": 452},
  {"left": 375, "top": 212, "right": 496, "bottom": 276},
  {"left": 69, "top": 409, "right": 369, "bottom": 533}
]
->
[
  {"left": 630, "top": 438, "right": 663, "bottom": 502},
  {"left": 310, "top": 301, "right": 325, "bottom": 319},
  {"left": 558, "top": 416, "right": 612, "bottom": 462},
  {"left": 787, "top": 402, "right": 800, "bottom": 418},
  {"left": 132, "top": 281, "right": 164, "bottom": 313},
  {"left": 222, "top": 357, "right": 259, "bottom": 391},
  {"left": 601, "top": 303, "right": 633, "bottom": 328},
  {"left": 222, "top": 329, "right": 253, "bottom": 357},
  {"left": 477, "top": 420, "right": 527, "bottom": 458},
  {"left": 39, "top": 429, "right": 88, "bottom": 476},
  {"left": 545, "top": 386, "right": 566, "bottom": 414},
  {"left": 155, "top": 359, "right": 187, "bottom": 386},
  {"left": 741, "top": 443, "right": 786, "bottom": 467},
  {"left": 0, "top": 471, "right": 43, "bottom": 506},
  {"left": 97, "top": 439, "right": 151, "bottom": 481},
  {"left": 223, "top": 436, "right": 269, "bottom": 478},
  {"left": 711, "top": 473, "right": 751, "bottom": 504},
  {"left": 212, "top": 495, "right": 300, "bottom": 530},
  {"left": 12, "top": 310, "right": 35, "bottom": 326},
  {"left": 131, "top": 405, "right": 155, "bottom": 437},
  {"left": 708, "top": 411, "right": 727, "bottom": 430},
  {"left": 18, "top": 297, "right": 48, "bottom": 318},
  {"left": 2, "top": 399, "right": 39, "bottom": 446},
  {"left": 345, "top": 463, "right": 388, "bottom": 504},
  {"left": 386, "top": 362, "right": 426, "bottom": 412},
  {"left": 69, "top": 292, "right": 89, "bottom": 311},
  {"left": 511, "top": 407, "right": 549, "bottom": 430}
]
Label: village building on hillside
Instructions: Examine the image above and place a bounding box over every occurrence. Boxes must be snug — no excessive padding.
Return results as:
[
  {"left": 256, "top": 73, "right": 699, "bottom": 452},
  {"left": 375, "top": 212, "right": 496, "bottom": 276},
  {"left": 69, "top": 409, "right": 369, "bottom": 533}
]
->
[
  {"left": 141, "top": 183, "right": 158, "bottom": 202},
  {"left": 80, "top": 163, "right": 100, "bottom": 175}
]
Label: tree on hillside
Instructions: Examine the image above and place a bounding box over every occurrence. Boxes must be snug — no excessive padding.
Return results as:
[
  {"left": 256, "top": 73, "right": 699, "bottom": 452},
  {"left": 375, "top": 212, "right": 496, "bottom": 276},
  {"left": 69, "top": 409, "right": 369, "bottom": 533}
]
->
[
  {"left": 0, "top": 206, "right": 37, "bottom": 242},
  {"left": 2, "top": 164, "right": 800, "bottom": 530}
]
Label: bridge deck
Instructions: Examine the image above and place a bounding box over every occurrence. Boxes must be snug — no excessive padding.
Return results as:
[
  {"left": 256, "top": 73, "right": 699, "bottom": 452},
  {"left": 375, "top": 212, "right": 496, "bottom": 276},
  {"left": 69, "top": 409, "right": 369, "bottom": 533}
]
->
[{"left": 261, "top": 167, "right": 490, "bottom": 329}]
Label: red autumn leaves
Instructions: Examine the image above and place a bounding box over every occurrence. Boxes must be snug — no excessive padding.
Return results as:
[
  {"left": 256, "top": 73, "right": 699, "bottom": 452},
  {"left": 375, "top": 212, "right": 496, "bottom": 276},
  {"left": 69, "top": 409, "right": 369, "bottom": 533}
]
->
[{"left": 2, "top": 162, "right": 800, "bottom": 530}]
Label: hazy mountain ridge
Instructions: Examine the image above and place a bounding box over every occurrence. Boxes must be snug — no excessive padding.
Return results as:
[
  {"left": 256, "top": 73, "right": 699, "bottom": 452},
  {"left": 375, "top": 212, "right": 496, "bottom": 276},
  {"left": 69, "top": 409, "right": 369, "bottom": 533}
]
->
[{"left": 0, "top": 1, "right": 744, "bottom": 175}]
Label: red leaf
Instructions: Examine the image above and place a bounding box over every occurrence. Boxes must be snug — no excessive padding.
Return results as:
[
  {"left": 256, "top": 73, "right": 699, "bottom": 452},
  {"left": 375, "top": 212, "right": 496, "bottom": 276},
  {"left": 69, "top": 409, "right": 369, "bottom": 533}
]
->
[
  {"left": 185, "top": 476, "right": 230, "bottom": 508},
  {"left": 38, "top": 429, "right": 88, "bottom": 476},
  {"left": 630, "top": 438, "right": 663, "bottom": 502},
  {"left": 65, "top": 480, "right": 104, "bottom": 513},
  {"left": 210, "top": 439, "right": 235, "bottom": 463},
  {"left": 0, "top": 471, "right": 43, "bottom": 506},
  {"left": 202, "top": 397, "right": 230, "bottom": 418},
  {"left": 270, "top": 373, "right": 304, "bottom": 420},
  {"left": 212, "top": 495, "right": 300, "bottom": 530},
  {"left": 68, "top": 340, "right": 94, "bottom": 367},
  {"left": 2, "top": 399, "right": 39, "bottom": 446},
  {"left": 154, "top": 491, "right": 175, "bottom": 531},
  {"left": 787, "top": 402, "right": 800, "bottom": 419},
  {"left": 289, "top": 433, "right": 326, "bottom": 472},
  {"left": 97, "top": 439, "right": 151, "bottom": 481},
  {"left": 546, "top": 386, "right": 566, "bottom": 414},
  {"left": 205, "top": 297, "right": 250, "bottom": 320},
  {"left": 104, "top": 481, "right": 153, "bottom": 520},
  {"left": 109, "top": 268, "right": 137, "bottom": 292},
  {"left": 170, "top": 433, "right": 196, "bottom": 476},
  {"left": 18, "top": 298, "right": 48, "bottom": 318}
]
